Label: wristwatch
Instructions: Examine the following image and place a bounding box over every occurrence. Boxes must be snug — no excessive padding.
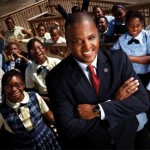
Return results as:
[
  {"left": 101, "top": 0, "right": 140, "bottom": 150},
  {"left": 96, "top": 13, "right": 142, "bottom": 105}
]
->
[{"left": 93, "top": 104, "right": 101, "bottom": 117}]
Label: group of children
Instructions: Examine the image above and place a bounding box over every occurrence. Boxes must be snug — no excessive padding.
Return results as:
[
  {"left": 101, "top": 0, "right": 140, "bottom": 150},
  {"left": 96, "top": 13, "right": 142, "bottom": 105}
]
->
[
  {"left": 0, "top": 19, "right": 63, "bottom": 148},
  {"left": 0, "top": 37, "right": 62, "bottom": 149},
  {"left": 0, "top": 2, "right": 150, "bottom": 149},
  {"left": 93, "top": 4, "right": 150, "bottom": 92}
]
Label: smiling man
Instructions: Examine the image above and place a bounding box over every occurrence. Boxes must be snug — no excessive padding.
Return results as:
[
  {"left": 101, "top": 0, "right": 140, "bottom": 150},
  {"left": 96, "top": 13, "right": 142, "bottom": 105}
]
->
[{"left": 46, "top": 12, "right": 150, "bottom": 149}]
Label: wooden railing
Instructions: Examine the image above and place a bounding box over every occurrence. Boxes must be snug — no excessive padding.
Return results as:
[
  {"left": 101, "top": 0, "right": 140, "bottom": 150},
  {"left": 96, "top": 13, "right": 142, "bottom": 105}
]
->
[
  {"left": 28, "top": 14, "right": 65, "bottom": 36},
  {"left": 0, "top": 0, "right": 50, "bottom": 31},
  {"left": 72, "top": 0, "right": 132, "bottom": 14},
  {"left": 0, "top": 0, "right": 131, "bottom": 32},
  {"left": 0, "top": 0, "right": 150, "bottom": 34}
]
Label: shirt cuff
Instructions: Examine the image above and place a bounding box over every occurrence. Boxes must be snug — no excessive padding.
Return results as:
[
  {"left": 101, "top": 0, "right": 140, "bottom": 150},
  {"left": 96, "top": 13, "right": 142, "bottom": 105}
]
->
[
  {"left": 146, "top": 82, "right": 150, "bottom": 91},
  {"left": 98, "top": 104, "right": 105, "bottom": 120},
  {"left": 98, "top": 100, "right": 111, "bottom": 120}
]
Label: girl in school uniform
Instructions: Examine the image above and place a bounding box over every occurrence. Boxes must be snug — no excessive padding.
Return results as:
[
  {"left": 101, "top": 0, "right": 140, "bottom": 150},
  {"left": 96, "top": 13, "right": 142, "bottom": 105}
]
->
[
  {"left": 111, "top": 10, "right": 150, "bottom": 88},
  {"left": 0, "top": 69, "right": 61, "bottom": 149},
  {"left": 110, "top": 3, "right": 128, "bottom": 41},
  {"left": 25, "top": 38, "right": 61, "bottom": 102}
]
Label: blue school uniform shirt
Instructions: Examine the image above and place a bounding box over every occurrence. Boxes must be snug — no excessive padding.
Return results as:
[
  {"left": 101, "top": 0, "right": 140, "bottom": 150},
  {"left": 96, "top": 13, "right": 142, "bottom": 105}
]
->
[
  {"left": 103, "top": 15, "right": 114, "bottom": 36},
  {"left": 111, "top": 30, "right": 150, "bottom": 74},
  {"left": 109, "top": 19, "right": 127, "bottom": 36}
]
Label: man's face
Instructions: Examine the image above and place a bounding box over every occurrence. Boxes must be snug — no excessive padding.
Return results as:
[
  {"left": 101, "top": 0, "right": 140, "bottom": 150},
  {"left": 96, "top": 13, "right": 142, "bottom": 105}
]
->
[
  {"left": 5, "top": 19, "right": 15, "bottom": 30},
  {"left": 66, "top": 20, "right": 99, "bottom": 65}
]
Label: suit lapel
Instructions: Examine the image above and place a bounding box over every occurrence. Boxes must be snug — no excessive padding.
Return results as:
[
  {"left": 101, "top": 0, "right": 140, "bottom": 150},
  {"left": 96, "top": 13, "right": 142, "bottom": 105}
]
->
[
  {"left": 69, "top": 56, "right": 97, "bottom": 102},
  {"left": 97, "top": 50, "right": 111, "bottom": 101}
]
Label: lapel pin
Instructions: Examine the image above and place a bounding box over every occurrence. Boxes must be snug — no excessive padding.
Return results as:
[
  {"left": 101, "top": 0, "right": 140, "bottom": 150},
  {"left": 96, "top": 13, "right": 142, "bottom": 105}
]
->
[{"left": 104, "top": 68, "right": 108, "bottom": 73}]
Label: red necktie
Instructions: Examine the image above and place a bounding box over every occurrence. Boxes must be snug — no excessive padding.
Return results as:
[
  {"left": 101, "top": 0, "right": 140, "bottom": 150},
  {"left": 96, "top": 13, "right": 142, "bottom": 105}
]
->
[{"left": 87, "top": 65, "right": 100, "bottom": 96}]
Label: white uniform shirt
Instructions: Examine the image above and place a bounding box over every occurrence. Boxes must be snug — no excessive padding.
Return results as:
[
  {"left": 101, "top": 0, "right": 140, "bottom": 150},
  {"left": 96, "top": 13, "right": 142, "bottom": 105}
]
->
[
  {"left": 25, "top": 56, "right": 61, "bottom": 94},
  {"left": 48, "top": 36, "right": 66, "bottom": 44}
]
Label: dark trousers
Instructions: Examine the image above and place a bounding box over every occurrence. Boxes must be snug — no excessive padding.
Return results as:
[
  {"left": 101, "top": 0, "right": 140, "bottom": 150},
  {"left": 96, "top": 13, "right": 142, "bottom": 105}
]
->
[
  {"left": 137, "top": 72, "right": 150, "bottom": 88},
  {"left": 134, "top": 125, "right": 150, "bottom": 149}
]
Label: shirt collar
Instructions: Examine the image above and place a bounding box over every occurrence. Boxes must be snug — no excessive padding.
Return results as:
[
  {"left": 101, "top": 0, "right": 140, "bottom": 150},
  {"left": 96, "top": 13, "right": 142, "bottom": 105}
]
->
[
  {"left": 75, "top": 55, "right": 98, "bottom": 71},
  {"left": 6, "top": 91, "right": 29, "bottom": 109},
  {"left": 125, "top": 31, "right": 143, "bottom": 44},
  {"left": 99, "top": 27, "right": 108, "bottom": 35},
  {"left": 33, "top": 56, "right": 48, "bottom": 69}
]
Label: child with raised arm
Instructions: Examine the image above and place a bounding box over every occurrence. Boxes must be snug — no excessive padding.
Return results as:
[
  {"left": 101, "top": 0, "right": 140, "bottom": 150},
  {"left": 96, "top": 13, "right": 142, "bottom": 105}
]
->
[{"left": 3, "top": 42, "right": 31, "bottom": 79}]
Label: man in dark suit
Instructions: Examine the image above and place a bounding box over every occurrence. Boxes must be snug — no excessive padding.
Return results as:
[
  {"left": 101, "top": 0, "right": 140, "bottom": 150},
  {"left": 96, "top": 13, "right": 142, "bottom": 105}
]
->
[{"left": 46, "top": 12, "right": 150, "bottom": 149}]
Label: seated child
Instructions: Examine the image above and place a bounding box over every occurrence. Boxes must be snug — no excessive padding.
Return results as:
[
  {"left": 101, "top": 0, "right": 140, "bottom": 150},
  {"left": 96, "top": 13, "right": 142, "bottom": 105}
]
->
[
  {"left": 48, "top": 26, "right": 66, "bottom": 44},
  {"left": 4, "top": 16, "right": 32, "bottom": 44},
  {"left": 35, "top": 23, "right": 51, "bottom": 43},
  {"left": 0, "top": 69, "right": 60, "bottom": 149}
]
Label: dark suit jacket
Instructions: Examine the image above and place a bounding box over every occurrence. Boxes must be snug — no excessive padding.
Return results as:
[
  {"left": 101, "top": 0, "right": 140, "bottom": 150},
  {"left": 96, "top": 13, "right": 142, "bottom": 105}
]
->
[{"left": 46, "top": 50, "right": 149, "bottom": 149}]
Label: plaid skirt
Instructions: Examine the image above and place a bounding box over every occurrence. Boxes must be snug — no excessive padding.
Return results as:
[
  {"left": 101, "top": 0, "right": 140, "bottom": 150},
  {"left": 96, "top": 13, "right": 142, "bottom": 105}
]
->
[{"left": 13, "top": 121, "right": 61, "bottom": 150}]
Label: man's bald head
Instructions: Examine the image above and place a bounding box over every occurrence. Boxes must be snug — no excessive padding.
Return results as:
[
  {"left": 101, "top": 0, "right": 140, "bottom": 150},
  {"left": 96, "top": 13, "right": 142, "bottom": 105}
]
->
[{"left": 65, "top": 12, "right": 96, "bottom": 37}]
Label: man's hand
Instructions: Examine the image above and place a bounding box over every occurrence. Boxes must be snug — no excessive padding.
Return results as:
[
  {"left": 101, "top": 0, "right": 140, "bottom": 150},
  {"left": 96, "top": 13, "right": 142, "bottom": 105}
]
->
[
  {"left": 77, "top": 77, "right": 139, "bottom": 120},
  {"left": 114, "top": 77, "right": 139, "bottom": 100},
  {"left": 78, "top": 104, "right": 97, "bottom": 119}
]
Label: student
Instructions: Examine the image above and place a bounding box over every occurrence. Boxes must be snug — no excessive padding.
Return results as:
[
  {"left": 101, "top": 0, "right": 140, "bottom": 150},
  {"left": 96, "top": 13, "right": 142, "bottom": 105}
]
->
[
  {"left": 46, "top": 12, "right": 149, "bottom": 149},
  {"left": 3, "top": 42, "right": 31, "bottom": 79},
  {"left": 0, "top": 69, "right": 60, "bottom": 149},
  {"left": 4, "top": 16, "right": 32, "bottom": 44},
  {"left": 111, "top": 10, "right": 150, "bottom": 88},
  {"left": 35, "top": 23, "right": 51, "bottom": 43},
  {"left": 93, "top": 5, "right": 114, "bottom": 24},
  {"left": 48, "top": 27, "right": 66, "bottom": 44},
  {"left": 96, "top": 16, "right": 115, "bottom": 44},
  {"left": 25, "top": 38, "right": 61, "bottom": 102},
  {"left": 92, "top": 5, "right": 114, "bottom": 35},
  {"left": 110, "top": 3, "right": 128, "bottom": 41}
]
